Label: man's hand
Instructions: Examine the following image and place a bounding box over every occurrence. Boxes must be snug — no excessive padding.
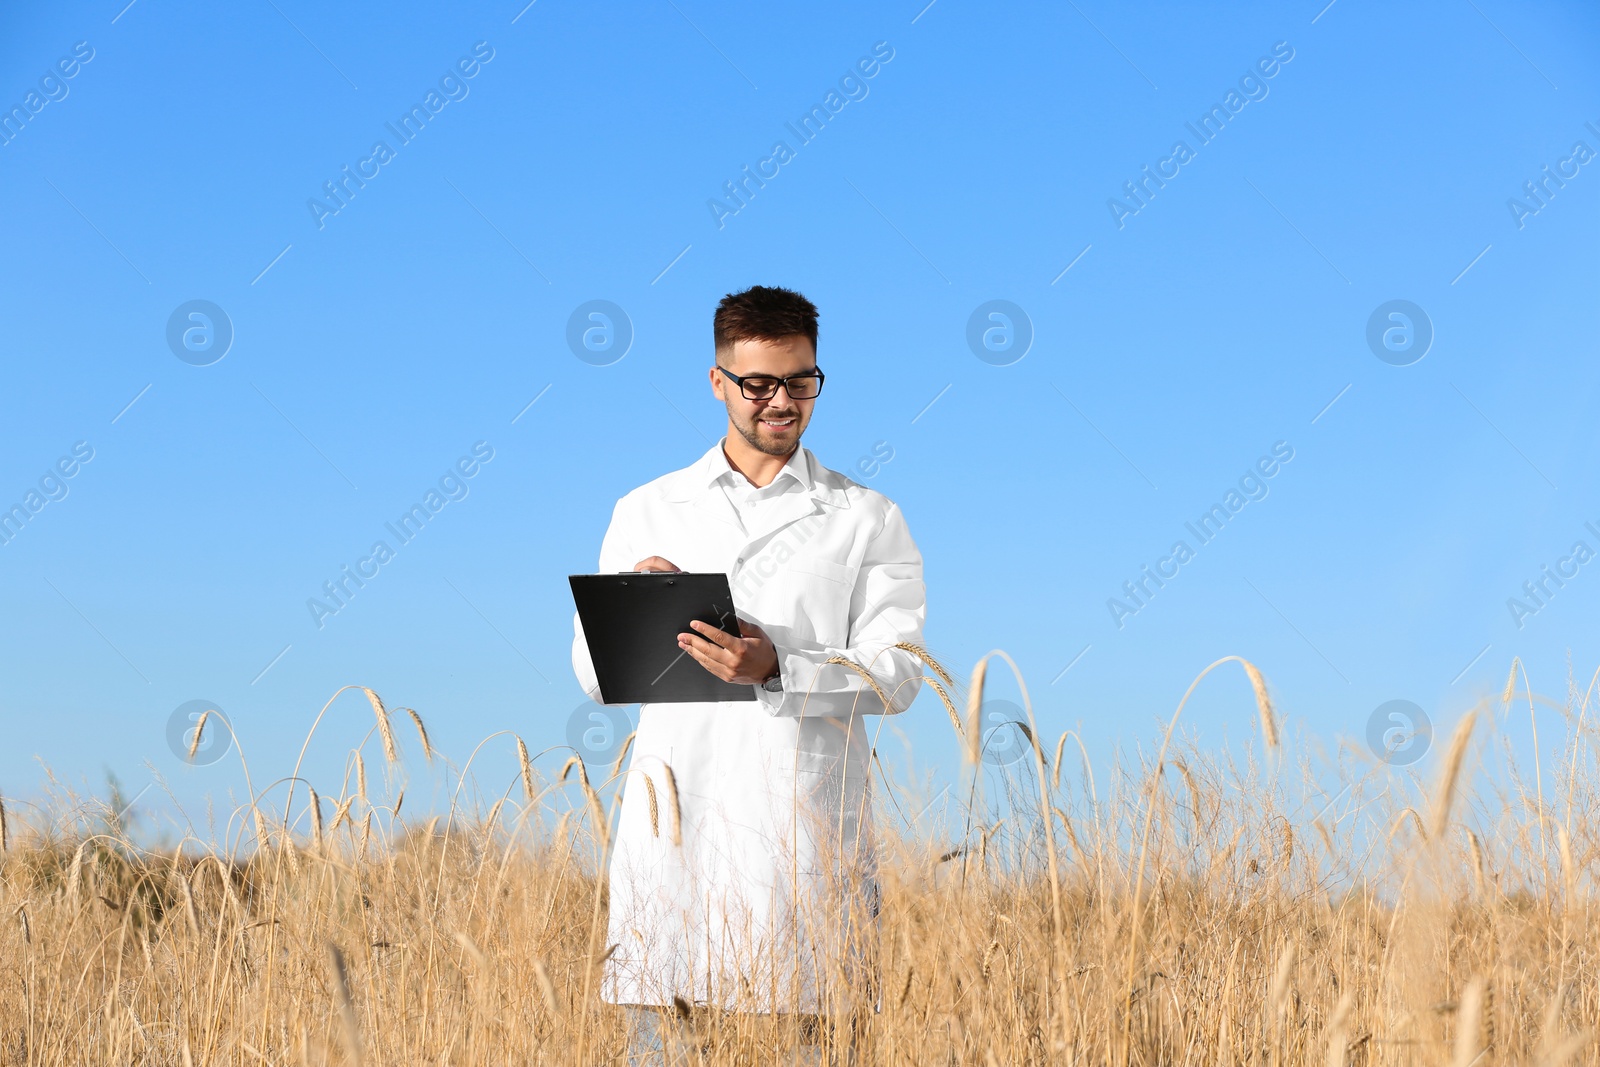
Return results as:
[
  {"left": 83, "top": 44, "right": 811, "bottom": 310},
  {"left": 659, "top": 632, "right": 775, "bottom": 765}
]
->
[
  {"left": 633, "top": 556, "right": 682, "bottom": 572},
  {"left": 678, "top": 617, "right": 779, "bottom": 686}
]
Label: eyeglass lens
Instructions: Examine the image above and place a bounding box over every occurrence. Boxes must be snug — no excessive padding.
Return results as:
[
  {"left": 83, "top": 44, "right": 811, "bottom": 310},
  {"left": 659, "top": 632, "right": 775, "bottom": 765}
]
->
[{"left": 743, "top": 375, "right": 820, "bottom": 399}]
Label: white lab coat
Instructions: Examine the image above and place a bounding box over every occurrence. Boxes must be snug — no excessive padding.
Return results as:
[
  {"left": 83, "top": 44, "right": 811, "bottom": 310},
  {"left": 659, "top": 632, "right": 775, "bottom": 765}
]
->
[{"left": 571, "top": 438, "right": 926, "bottom": 1014}]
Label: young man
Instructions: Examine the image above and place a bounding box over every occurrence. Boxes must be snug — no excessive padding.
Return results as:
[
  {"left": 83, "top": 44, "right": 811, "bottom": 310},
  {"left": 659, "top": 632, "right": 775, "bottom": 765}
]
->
[{"left": 570, "top": 285, "right": 928, "bottom": 1063}]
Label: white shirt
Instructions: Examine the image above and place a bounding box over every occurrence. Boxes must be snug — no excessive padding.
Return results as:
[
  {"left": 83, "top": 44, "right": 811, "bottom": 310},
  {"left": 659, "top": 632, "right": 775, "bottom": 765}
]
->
[{"left": 709, "top": 440, "right": 810, "bottom": 534}]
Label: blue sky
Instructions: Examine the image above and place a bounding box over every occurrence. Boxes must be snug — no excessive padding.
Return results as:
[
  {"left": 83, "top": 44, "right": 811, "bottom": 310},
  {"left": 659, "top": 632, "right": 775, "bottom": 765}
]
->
[{"left": 1, "top": 0, "right": 1596, "bottom": 840}]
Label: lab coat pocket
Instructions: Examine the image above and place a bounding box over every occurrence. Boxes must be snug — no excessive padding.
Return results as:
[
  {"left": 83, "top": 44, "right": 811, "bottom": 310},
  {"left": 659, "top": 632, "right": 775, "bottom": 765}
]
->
[{"left": 781, "top": 557, "right": 856, "bottom": 649}]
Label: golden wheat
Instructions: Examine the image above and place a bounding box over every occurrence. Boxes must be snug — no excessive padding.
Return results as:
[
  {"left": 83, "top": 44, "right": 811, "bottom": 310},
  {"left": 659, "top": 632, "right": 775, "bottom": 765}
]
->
[
  {"left": 186, "top": 709, "right": 211, "bottom": 762},
  {"left": 517, "top": 734, "right": 536, "bottom": 801},
  {"left": 1, "top": 661, "right": 1597, "bottom": 1065},
  {"left": 403, "top": 707, "right": 433, "bottom": 762},
  {"left": 363, "top": 686, "right": 398, "bottom": 763}
]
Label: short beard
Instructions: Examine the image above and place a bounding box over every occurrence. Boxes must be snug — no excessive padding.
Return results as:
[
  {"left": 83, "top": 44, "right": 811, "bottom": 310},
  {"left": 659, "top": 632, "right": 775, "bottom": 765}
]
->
[{"left": 729, "top": 405, "right": 801, "bottom": 456}]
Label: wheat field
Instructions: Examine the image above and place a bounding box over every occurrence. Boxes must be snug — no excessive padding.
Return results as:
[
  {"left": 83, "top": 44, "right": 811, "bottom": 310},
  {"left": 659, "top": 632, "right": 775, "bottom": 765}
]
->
[{"left": 1, "top": 655, "right": 1596, "bottom": 1066}]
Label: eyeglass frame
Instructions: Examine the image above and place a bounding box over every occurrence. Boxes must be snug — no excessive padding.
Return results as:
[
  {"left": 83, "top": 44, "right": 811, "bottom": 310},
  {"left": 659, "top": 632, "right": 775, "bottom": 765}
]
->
[{"left": 715, "top": 364, "right": 826, "bottom": 401}]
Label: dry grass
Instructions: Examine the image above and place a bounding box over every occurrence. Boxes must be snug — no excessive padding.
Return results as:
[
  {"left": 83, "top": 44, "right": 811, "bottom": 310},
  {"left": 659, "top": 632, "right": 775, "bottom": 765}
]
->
[{"left": 1, "top": 655, "right": 1598, "bottom": 1065}]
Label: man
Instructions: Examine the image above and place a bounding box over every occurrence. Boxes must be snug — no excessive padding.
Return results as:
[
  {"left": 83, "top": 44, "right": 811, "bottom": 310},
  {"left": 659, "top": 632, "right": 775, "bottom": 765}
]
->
[{"left": 570, "top": 285, "right": 928, "bottom": 1064}]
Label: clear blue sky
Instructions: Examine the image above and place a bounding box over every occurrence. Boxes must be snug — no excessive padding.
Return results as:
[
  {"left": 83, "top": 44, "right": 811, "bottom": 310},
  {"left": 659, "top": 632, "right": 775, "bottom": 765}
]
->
[{"left": 2, "top": 0, "right": 1597, "bottom": 838}]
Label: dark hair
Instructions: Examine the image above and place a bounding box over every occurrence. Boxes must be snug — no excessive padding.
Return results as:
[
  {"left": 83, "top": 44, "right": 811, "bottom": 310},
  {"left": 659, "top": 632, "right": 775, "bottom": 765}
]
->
[{"left": 713, "top": 285, "right": 818, "bottom": 360}]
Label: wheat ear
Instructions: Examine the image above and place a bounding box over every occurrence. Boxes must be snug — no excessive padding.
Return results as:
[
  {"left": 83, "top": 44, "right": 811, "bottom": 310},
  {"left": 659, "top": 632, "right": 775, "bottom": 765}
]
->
[
  {"left": 923, "top": 675, "right": 964, "bottom": 737},
  {"left": 186, "top": 710, "right": 211, "bottom": 762},
  {"left": 561, "top": 756, "right": 609, "bottom": 851},
  {"left": 362, "top": 688, "right": 398, "bottom": 763},
  {"left": 893, "top": 641, "right": 956, "bottom": 688},
  {"left": 517, "top": 736, "right": 536, "bottom": 801},
  {"left": 611, "top": 731, "right": 636, "bottom": 781},
  {"left": 644, "top": 773, "right": 660, "bottom": 837},
  {"left": 965, "top": 657, "right": 988, "bottom": 765},
  {"left": 309, "top": 788, "right": 324, "bottom": 851},
  {"left": 661, "top": 763, "right": 682, "bottom": 846},
  {"left": 824, "top": 654, "right": 897, "bottom": 713},
  {"left": 1240, "top": 659, "right": 1280, "bottom": 750},
  {"left": 1430, "top": 708, "right": 1478, "bottom": 838},
  {"left": 402, "top": 707, "right": 432, "bottom": 761}
]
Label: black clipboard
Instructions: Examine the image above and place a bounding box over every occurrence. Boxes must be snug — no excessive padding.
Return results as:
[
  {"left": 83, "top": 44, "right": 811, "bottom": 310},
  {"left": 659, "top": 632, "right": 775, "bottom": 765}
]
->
[{"left": 569, "top": 571, "right": 758, "bottom": 704}]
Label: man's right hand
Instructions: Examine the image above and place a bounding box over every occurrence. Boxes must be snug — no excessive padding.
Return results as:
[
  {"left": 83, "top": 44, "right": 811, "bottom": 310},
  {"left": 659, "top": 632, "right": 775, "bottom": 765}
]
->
[{"left": 633, "top": 556, "right": 683, "bottom": 572}]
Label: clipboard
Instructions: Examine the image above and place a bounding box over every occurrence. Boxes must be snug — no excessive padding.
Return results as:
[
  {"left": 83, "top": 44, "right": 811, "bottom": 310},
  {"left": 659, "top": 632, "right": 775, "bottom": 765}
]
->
[{"left": 569, "top": 571, "right": 758, "bottom": 704}]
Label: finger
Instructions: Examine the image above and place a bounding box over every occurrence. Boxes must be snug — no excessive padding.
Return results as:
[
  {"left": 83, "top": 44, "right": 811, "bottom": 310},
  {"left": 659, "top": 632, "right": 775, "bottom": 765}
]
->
[
  {"left": 680, "top": 638, "right": 732, "bottom": 680},
  {"left": 687, "top": 619, "right": 735, "bottom": 650},
  {"left": 680, "top": 628, "right": 733, "bottom": 667}
]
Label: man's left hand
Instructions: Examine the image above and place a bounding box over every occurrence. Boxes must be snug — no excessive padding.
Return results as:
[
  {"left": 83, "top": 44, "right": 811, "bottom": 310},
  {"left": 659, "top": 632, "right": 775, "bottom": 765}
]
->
[{"left": 678, "top": 618, "right": 778, "bottom": 685}]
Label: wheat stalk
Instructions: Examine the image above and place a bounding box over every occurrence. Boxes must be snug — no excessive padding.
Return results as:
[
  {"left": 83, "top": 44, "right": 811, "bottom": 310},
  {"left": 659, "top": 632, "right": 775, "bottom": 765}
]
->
[
  {"left": 661, "top": 763, "right": 682, "bottom": 846},
  {"left": 0, "top": 793, "right": 8, "bottom": 854},
  {"left": 532, "top": 956, "right": 562, "bottom": 1017},
  {"left": 1240, "top": 659, "right": 1280, "bottom": 751},
  {"left": 177, "top": 867, "right": 200, "bottom": 938},
  {"left": 1558, "top": 823, "right": 1576, "bottom": 905},
  {"left": 453, "top": 930, "right": 487, "bottom": 970},
  {"left": 1467, "top": 829, "right": 1488, "bottom": 898},
  {"left": 561, "top": 756, "right": 609, "bottom": 851},
  {"left": 1054, "top": 807, "right": 1083, "bottom": 864},
  {"left": 921, "top": 675, "right": 963, "bottom": 737},
  {"left": 1430, "top": 709, "right": 1479, "bottom": 839},
  {"left": 362, "top": 687, "right": 398, "bottom": 763},
  {"left": 894, "top": 641, "right": 956, "bottom": 688},
  {"left": 824, "top": 654, "right": 898, "bottom": 715},
  {"left": 329, "top": 796, "right": 354, "bottom": 835},
  {"left": 1451, "top": 975, "right": 1485, "bottom": 1067},
  {"left": 356, "top": 752, "right": 369, "bottom": 806},
  {"left": 1172, "top": 759, "right": 1203, "bottom": 831},
  {"left": 66, "top": 840, "right": 87, "bottom": 902},
  {"left": 328, "top": 943, "right": 364, "bottom": 1066},
  {"left": 186, "top": 710, "right": 211, "bottom": 762},
  {"left": 309, "top": 788, "right": 324, "bottom": 851},
  {"left": 1389, "top": 807, "right": 1428, "bottom": 844},
  {"left": 1324, "top": 990, "right": 1353, "bottom": 1067},
  {"left": 516, "top": 735, "right": 537, "bottom": 802},
  {"left": 1269, "top": 940, "right": 1295, "bottom": 1018},
  {"left": 643, "top": 773, "right": 660, "bottom": 837},
  {"left": 611, "top": 731, "right": 637, "bottom": 780},
  {"left": 965, "top": 657, "right": 988, "bottom": 766},
  {"left": 402, "top": 707, "right": 432, "bottom": 761},
  {"left": 1501, "top": 657, "right": 1521, "bottom": 708},
  {"left": 251, "top": 807, "right": 271, "bottom": 854}
]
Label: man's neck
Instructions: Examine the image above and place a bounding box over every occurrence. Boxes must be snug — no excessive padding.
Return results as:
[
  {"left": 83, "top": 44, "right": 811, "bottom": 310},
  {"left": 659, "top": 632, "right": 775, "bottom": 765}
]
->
[{"left": 722, "top": 433, "right": 797, "bottom": 489}]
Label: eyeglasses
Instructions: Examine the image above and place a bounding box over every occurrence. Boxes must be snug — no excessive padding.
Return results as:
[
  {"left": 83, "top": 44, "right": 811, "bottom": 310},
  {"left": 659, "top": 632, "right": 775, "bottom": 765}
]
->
[{"left": 716, "top": 365, "right": 825, "bottom": 401}]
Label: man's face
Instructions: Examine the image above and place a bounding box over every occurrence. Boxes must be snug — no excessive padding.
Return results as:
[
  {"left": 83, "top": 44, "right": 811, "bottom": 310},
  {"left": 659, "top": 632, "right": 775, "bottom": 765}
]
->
[{"left": 709, "top": 334, "right": 818, "bottom": 456}]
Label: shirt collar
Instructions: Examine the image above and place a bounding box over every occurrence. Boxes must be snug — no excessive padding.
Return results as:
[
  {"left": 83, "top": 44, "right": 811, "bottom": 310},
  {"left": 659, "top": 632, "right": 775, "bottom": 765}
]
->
[{"left": 704, "top": 436, "right": 813, "bottom": 492}]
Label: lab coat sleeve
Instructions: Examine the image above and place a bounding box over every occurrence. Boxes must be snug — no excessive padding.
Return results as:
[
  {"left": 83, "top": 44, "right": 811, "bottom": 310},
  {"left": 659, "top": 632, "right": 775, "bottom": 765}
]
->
[
  {"left": 756, "top": 500, "right": 926, "bottom": 717},
  {"left": 572, "top": 497, "right": 634, "bottom": 704}
]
